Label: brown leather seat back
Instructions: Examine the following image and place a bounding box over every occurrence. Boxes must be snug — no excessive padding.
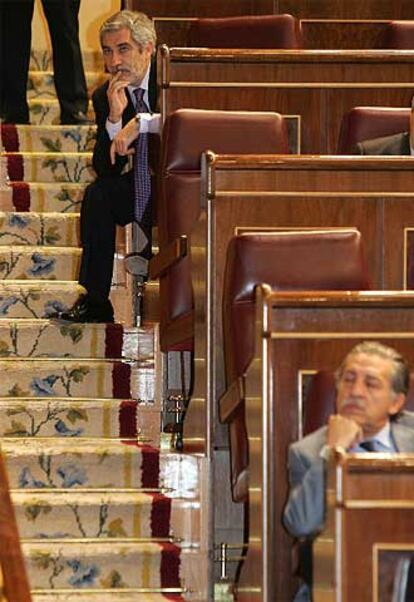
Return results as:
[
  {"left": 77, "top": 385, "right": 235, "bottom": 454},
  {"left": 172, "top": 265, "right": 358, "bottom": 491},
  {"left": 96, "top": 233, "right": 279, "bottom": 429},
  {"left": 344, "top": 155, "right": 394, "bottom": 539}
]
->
[
  {"left": 187, "top": 14, "right": 302, "bottom": 49},
  {"left": 304, "top": 370, "right": 414, "bottom": 437},
  {"left": 157, "top": 108, "right": 289, "bottom": 351},
  {"left": 221, "top": 229, "right": 371, "bottom": 502},
  {"left": 223, "top": 230, "right": 371, "bottom": 386},
  {"left": 382, "top": 21, "right": 414, "bottom": 49},
  {"left": 337, "top": 106, "right": 410, "bottom": 154}
]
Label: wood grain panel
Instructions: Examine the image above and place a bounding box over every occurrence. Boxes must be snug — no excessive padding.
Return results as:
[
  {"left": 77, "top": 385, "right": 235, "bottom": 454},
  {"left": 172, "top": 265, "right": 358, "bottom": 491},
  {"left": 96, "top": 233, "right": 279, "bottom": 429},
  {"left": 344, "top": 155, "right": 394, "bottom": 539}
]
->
[
  {"left": 161, "top": 48, "right": 414, "bottom": 153},
  {"left": 126, "top": 0, "right": 275, "bottom": 17},
  {"left": 277, "top": 0, "right": 414, "bottom": 19}
]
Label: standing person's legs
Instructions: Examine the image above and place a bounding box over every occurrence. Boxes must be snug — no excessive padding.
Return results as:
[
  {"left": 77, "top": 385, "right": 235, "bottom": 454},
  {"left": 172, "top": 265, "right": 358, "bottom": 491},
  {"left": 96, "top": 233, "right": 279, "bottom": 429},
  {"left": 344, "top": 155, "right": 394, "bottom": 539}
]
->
[
  {"left": 41, "top": 0, "right": 89, "bottom": 123},
  {"left": 1, "top": 0, "right": 34, "bottom": 123}
]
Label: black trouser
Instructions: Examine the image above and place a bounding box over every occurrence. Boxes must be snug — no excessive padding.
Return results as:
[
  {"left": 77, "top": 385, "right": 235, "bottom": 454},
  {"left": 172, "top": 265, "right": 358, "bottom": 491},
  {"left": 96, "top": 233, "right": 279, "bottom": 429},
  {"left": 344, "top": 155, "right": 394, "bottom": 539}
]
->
[
  {"left": 0, "top": 0, "right": 88, "bottom": 123},
  {"left": 79, "top": 172, "right": 152, "bottom": 300}
]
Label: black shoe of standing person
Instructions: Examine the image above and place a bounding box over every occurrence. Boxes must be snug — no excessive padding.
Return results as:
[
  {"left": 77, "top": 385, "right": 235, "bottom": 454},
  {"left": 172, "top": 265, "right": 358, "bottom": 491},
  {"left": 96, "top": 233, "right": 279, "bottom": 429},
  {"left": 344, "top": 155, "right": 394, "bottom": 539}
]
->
[
  {"left": 50, "top": 294, "right": 114, "bottom": 323},
  {"left": 60, "top": 111, "right": 94, "bottom": 125}
]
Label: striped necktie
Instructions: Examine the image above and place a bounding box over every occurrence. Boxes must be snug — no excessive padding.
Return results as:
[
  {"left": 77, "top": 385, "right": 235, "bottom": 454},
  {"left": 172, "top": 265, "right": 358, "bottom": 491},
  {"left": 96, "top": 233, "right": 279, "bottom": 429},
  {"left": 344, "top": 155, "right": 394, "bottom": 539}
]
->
[{"left": 132, "top": 88, "right": 151, "bottom": 222}]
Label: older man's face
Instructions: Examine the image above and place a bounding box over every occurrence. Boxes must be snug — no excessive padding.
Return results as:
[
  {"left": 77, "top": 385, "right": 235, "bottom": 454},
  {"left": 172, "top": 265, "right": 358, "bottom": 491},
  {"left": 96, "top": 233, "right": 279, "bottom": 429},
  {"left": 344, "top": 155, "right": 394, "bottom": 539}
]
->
[
  {"left": 336, "top": 352, "right": 405, "bottom": 436},
  {"left": 102, "top": 27, "right": 153, "bottom": 86}
]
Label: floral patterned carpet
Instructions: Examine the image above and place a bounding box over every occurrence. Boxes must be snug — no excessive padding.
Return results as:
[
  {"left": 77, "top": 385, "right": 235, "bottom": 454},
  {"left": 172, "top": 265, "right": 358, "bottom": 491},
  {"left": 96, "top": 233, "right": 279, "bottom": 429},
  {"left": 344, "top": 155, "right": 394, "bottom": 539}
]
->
[{"left": 0, "top": 50, "right": 193, "bottom": 601}]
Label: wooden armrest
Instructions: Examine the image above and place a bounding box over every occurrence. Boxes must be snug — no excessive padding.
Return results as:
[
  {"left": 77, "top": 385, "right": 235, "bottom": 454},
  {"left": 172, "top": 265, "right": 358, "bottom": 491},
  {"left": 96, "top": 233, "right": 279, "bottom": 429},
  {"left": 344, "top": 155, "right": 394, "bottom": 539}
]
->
[
  {"left": 0, "top": 452, "right": 32, "bottom": 602},
  {"left": 219, "top": 377, "right": 244, "bottom": 423},
  {"left": 161, "top": 313, "right": 194, "bottom": 350},
  {"left": 149, "top": 235, "right": 187, "bottom": 279}
]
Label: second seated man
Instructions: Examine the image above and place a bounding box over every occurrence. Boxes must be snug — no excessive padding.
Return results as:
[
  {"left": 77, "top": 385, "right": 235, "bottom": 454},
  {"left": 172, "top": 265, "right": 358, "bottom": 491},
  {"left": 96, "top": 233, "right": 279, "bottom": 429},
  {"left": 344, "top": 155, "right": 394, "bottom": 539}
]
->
[{"left": 283, "top": 341, "right": 414, "bottom": 601}]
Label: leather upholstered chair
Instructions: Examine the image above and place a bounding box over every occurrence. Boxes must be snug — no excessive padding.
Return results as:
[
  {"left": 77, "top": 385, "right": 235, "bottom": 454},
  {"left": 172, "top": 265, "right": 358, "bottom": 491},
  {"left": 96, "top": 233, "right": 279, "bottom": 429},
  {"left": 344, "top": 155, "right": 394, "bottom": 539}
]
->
[
  {"left": 382, "top": 21, "right": 414, "bottom": 49},
  {"left": 187, "top": 14, "right": 302, "bottom": 49},
  {"left": 303, "top": 370, "right": 414, "bottom": 437},
  {"left": 150, "top": 108, "right": 289, "bottom": 352},
  {"left": 337, "top": 106, "right": 411, "bottom": 154},
  {"left": 220, "top": 229, "right": 371, "bottom": 502}
]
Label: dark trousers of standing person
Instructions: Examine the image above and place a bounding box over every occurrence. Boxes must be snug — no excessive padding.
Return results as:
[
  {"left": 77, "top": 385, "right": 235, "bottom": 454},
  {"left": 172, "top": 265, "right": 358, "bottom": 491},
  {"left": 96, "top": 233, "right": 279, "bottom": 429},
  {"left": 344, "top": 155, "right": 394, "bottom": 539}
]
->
[
  {"left": 0, "top": 0, "right": 88, "bottom": 124},
  {"left": 79, "top": 172, "right": 153, "bottom": 303}
]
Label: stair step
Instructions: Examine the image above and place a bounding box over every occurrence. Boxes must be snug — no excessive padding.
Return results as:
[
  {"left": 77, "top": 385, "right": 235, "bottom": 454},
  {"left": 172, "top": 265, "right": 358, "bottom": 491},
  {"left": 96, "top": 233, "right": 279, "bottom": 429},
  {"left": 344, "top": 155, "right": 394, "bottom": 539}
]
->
[
  {"left": 28, "top": 71, "right": 106, "bottom": 100},
  {"left": 0, "top": 398, "right": 159, "bottom": 442},
  {"left": 0, "top": 212, "right": 80, "bottom": 246},
  {"left": 0, "top": 320, "right": 153, "bottom": 359},
  {"left": 5, "top": 182, "right": 85, "bottom": 213},
  {"left": 0, "top": 281, "right": 85, "bottom": 318},
  {"left": 0, "top": 357, "right": 151, "bottom": 400},
  {"left": 12, "top": 489, "right": 173, "bottom": 540},
  {"left": 1, "top": 124, "right": 96, "bottom": 153},
  {"left": 2, "top": 438, "right": 163, "bottom": 490},
  {"left": 31, "top": 588, "right": 186, "bottom": 602},
  {"left": 0, "top": 245, "right": 81, "bottom": 280},
  {"left": 2, "top": 438, "right": 199, "bottom": 495},
  {"left": 3, "top": 151, "right": 94, "bottom": 184},
  {"left": 30, "top": 48, "right": 103, "bottom": 73},
  {"left": 23, "top": 540, "right": 183, "bottom": 590},
  {"left": 26, "top": 99, "right": 95, "bottom": 125}
]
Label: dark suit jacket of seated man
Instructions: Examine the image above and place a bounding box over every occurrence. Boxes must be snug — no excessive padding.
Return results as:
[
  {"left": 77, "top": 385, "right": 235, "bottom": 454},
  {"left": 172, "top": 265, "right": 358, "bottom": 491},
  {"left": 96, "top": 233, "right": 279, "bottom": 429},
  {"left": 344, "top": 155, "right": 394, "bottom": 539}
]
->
[
  {"left": 283, "top": 341, "right": 414, "bottom": 602},
  {"left": 357, "top": 97, "right": 414, "bottom": 155},
  {"left": 53, "top": 9, "right": 160, "bottom": 324}
]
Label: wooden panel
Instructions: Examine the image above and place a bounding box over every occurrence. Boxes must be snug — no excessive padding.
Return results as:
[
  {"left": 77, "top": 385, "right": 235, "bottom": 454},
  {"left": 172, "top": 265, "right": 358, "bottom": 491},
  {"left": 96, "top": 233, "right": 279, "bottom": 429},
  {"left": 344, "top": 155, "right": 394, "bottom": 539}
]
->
[
  {"left": 161, "top": 48, "right": 414, "bottom": 153},
  {"left": 127, "top": 0, "right": 414, "bottom": 19},
  {"left": 154, "top": 18, "right": 393, "bottom": 50},
  {"left": 277, "top": 0, "right": 414, "bottom": 19},
  {"left": 208, "top": 155, "right": 414, "bottom": 289},
  {"left": 126, "top": 0, "right": 275, "bottom": 17},
  {"left": 301, "top": 19, "right": 390, "bottom": 49},
  {"left": 314, "top": 455, "right": 414, "bottom": 600}
]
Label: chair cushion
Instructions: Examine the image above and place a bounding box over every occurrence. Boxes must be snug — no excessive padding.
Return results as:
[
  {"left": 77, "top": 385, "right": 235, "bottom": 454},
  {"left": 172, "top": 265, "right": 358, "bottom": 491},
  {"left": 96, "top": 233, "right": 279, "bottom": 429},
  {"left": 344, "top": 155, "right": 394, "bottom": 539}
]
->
[
  {"left": 187, "top": 14, "right": 302, "bottom": 49},
  {"left": 382, "top": 21, "right": 414, "bottom": 49},
  {"left": 337, "top": 106, "right": 410, "bottom": 154},
  {"left": 223, "top": 230, "right": 370, "bottom": 381},
  {"left": 158, "top": 109, "right": 289, "bottom": 351}
]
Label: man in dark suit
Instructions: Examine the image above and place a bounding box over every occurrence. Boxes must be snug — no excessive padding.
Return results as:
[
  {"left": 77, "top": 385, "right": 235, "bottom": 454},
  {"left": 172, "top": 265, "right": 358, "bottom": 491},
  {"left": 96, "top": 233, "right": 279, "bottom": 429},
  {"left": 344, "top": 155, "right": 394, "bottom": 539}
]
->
[
  {"left": 0, "top": 0, "right": 90, "bottom": 124},
  {"left": 283, "top": 342, "right": 414, "bottom": 601},
  {"left": 357, "top": 96, "right": 413, "bottom": 155},
  {"left": 55, "top": 10, "right": 159, "bottom": 323}
]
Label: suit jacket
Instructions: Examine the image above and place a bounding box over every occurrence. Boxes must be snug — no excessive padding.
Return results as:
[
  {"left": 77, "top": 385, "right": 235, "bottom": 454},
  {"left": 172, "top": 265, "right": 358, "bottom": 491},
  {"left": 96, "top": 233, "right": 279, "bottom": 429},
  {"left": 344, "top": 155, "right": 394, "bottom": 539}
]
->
[
  {"left": 357, "top": 131, "right": 411, "bottom": 156},
  {"left": 283, "top": 415, "right": 414, "bottom": 539},
  {"left": 91, "top": 59, "right": 158, "bottom": 179}
]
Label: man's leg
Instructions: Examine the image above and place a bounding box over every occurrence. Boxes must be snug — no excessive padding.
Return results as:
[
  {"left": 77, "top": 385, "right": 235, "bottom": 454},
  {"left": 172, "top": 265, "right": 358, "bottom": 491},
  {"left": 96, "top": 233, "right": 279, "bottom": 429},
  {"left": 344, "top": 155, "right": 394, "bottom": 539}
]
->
[
  {"left": 57, "top": 172, "right": 134, "bottom": 323},
  {"left": 41, "top": 0, "right": 89, "bottom": 124},
  {"left": 1, "top": 0, "right": 34, "bottom": 124}
]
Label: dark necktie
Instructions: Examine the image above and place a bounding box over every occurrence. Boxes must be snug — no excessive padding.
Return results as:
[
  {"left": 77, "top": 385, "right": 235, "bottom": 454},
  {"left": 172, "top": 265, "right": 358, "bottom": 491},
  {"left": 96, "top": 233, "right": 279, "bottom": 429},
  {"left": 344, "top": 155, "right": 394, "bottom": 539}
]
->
[
  {"left": 359, "top": 440, "right": 378, "bottom": 452},
  {"left": 132, "top": 88, "right": 151, "bottom": 223}
]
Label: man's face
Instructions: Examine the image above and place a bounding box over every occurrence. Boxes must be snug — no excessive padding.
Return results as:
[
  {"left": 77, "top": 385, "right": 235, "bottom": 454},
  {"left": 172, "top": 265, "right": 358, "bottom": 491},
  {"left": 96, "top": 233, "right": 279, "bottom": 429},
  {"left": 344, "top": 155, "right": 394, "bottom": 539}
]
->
[
  {"left": 101, "top": 27, "right": 153, "bottom": 86},
  {"left": 336, "top": 352, "right": 405, "bottom": 436}
]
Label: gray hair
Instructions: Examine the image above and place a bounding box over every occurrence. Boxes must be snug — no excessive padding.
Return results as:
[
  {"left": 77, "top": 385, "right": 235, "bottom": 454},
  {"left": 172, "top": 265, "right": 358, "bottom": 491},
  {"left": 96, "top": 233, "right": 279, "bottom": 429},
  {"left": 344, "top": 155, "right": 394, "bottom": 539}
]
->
[
  {"left": 336, "top": 341, "right": 410, "bottom": 396},
  {"left": 99, "top": 10, "right": 156, "bottom": 51}
]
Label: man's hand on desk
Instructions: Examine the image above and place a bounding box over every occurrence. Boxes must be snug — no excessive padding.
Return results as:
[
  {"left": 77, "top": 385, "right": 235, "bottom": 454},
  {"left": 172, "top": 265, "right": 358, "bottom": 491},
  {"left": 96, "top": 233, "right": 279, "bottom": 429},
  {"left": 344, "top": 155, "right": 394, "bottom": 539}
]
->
[
  {"left": 110, "top": 117, "right": 139, "bottom": 165},
  {"left": 327, "top": 414, "right": 362, "bottom": 451}
]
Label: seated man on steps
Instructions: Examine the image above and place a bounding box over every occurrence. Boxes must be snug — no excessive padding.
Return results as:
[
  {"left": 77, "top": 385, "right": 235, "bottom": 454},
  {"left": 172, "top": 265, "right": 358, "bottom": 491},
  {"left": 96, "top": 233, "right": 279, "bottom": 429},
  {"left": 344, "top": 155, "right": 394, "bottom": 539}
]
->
[
  {"left": 53, "top": 10, "right": 159, "bottom": 323},
  {"left": 357, "top": 95, "right": 414, "bottom": 155},
  {"left": 283, "top": 341, "right": 414, "bottom": 601}
]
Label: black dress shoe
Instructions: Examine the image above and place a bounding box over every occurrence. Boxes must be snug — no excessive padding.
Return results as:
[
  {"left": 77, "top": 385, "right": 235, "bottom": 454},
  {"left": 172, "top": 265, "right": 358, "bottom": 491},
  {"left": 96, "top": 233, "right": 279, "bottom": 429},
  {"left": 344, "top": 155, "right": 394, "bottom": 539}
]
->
[
  {"left": 60, "top": 111, "right": 94, "bottom": 125},
  {"left": 50, "top": 294, "right": 114, "bottom": 323}
]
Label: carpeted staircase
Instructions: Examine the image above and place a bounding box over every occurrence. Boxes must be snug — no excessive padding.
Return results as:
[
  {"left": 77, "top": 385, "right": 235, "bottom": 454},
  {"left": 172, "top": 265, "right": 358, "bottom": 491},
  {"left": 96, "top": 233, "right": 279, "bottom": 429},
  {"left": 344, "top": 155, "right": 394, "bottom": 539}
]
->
[{"left": 0, "top": 49, "right": 200, "bottom": 601}]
